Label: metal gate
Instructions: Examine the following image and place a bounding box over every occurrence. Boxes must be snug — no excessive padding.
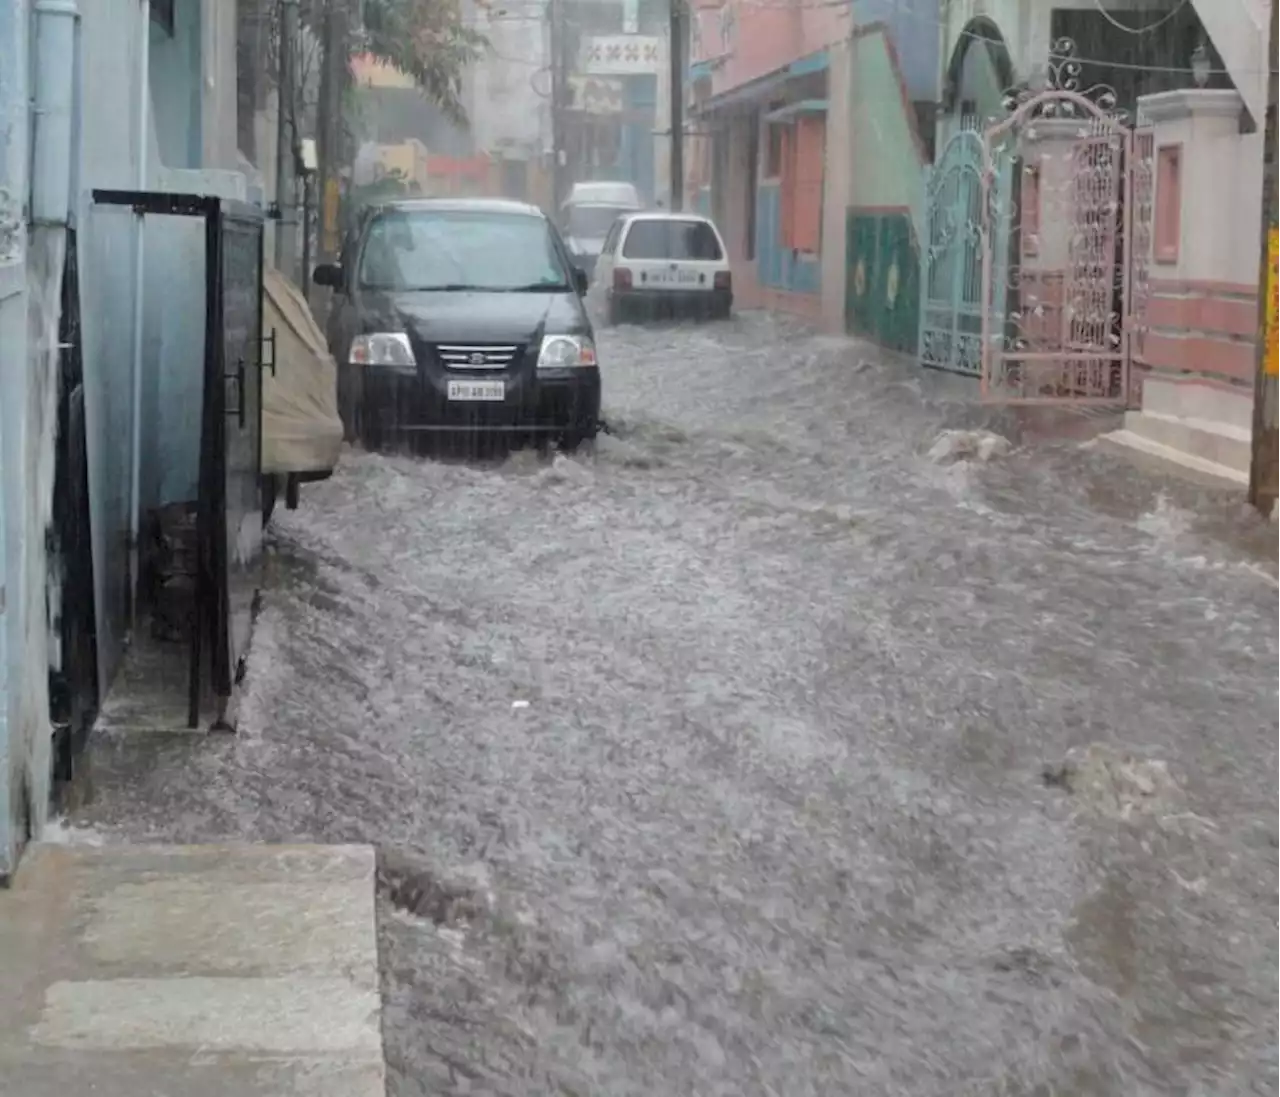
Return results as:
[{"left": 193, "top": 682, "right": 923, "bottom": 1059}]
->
[
  {"left": 980, "top": 88, "right": 1137, "bottom": 404},
  {"left": 205, "top": 205, "right": 266, "bottom": 714},
  {"left": 91, "top": 190, "right": 266, "bottom": 729},
  {"left": 50, "top": 227, "right": 99, "bottom": 804},
  {"left": 919, "top": 126, "right": 985, "bottom": 376}
]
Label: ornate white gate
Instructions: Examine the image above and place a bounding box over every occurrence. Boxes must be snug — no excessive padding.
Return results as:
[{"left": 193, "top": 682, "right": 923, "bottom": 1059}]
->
[{"left": 978, "top": 42, "right": 1154, "bottom": 406}]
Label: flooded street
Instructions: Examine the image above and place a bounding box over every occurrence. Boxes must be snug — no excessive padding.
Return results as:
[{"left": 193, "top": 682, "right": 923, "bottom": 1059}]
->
[{"left": 73, "top": 313, "right": 1276, "bottom": 1096}]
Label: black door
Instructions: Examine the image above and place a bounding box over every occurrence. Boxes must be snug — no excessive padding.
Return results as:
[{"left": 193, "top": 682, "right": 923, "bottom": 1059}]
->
[{"left": 49, "top": 228, "right": 100, "bottom": 800}]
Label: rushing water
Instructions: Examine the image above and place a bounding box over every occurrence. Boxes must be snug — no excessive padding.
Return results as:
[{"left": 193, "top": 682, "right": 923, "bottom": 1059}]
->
[{"left": 75, "top": 313, "right": 1277, "bottom": 1095}]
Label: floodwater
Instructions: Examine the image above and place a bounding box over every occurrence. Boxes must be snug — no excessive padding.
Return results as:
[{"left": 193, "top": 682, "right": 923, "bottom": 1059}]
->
[{"left": 74, "top": 313, "right": 1277, "bottom": 1095}]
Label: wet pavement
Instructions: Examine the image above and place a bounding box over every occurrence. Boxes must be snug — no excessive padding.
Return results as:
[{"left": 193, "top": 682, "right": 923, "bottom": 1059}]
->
[{"left": 71, "top": 313, "right": 1277, "bottom": 1096}]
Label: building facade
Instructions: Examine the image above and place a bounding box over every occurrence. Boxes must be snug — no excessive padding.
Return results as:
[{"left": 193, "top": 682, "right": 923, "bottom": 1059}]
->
[
  {"left": 688, "top": 0, "right": 854, "bottom": 323},
  {"left": 925, "top": 0, "right": 1268, "bottom": 484},
  {"left": 0, "top": 0, "right": 255, "bottom": 878}
]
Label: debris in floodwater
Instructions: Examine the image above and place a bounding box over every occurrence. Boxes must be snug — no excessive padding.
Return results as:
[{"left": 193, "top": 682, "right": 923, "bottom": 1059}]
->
[
  {"left": 927, "top": 429, "right": 1012, "bottom": 465},
  {"left": 1041, "top": 742, "right": 1183, "bottom": 821},
  {"left": 538, "top": 452, "right": 594, "bottom": 486},
  {"left": 990, "top": 944, "right": 1061, "bottom": 987},
  {"left": 377, "top": 850, "right": 488, "bottom": 926}
]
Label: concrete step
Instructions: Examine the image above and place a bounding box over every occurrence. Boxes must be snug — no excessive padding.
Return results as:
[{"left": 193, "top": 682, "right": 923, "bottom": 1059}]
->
[
  {"left": 1120, "top": 409, "right": 1252, "bottom": 477},
  {"left": 0, "top": 843, "right": 386, "bottom": 1096},
  {"left": 1093, "top": 427, "right": 1250, "bottom": 490}
]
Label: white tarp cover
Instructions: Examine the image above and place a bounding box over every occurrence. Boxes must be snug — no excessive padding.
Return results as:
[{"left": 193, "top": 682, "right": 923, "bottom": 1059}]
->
[{"left": 261, "top": 267, "right": 344, "bottom": 475}]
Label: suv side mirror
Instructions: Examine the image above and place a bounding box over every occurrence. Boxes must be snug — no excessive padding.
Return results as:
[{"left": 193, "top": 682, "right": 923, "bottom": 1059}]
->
[
  {"left": 572, "top": 267, "right": 589, "bottom": 296},
  {"left": 313, "top": 263, "right": 344, "bottom": 289}
]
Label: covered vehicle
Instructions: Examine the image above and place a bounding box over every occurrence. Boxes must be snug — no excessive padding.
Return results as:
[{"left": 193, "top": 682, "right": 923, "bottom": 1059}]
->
[
  {"left": 316, "top": 197, "right": 601, "bottom": 452},
  {"left": 260, "top": 266, "right": 344, "bottom": 515},
  {"left": 560, "top": 181, "right": 642, "bottom": 279}
]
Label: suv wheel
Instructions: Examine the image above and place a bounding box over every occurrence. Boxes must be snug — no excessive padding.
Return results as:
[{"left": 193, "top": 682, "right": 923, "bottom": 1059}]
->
[{"left": 559, "top": 421, "right": 598, "bottom": 453}]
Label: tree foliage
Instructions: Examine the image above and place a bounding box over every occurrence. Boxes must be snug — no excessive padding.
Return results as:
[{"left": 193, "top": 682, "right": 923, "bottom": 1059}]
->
[
  {"left": 359, "top": 0, "right": 485, "bottom": 123},
  {"left": 298, "top": 0, "right": 484, "bottom": 124}
]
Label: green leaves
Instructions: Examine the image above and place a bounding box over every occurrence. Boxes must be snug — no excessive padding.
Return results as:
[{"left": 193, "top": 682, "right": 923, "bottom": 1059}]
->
[{"left": 357, "top": 0, "right": 485, "bottom": 122}]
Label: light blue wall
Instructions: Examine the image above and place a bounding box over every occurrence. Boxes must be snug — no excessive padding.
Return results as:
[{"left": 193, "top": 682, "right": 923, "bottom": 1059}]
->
[
  {"left": 0, "top": 0, "right": 30, "bottom": 877},
  {"left": 78, "top": 0, "right": 151, "bottom": 700},
  {"left": 621, "top": 75, "right": 656, "bottom": 206},
  {"left": 851, "top": 0, "right": 941, "bottom": 100},
  {"left": 149, "top": 1, "right": 202, "bottom": 169},
  {"left": 755, "top": 182, "right": 821, "bottom": 295},
  {"left": 81, "top": 0, "right": 229, "bottom": 700}
]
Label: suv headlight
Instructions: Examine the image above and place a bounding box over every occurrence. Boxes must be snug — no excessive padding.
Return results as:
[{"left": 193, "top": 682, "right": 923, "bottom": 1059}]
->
[
  {"left": 350, "top": 332, "right": 416, "bottom": 369},
  {"left": 536, "top": 334, "right": 597, "bottom": 370}
]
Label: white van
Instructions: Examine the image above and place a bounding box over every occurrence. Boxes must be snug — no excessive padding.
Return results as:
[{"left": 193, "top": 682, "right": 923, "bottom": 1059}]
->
[{"left": 560, "top": 181, "right": 643, "bottom": 276}]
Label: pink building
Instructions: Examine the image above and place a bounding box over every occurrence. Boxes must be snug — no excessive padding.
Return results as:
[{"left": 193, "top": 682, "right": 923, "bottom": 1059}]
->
[{"left": 688, "top": 0, "right": 852, "bottom": 325}]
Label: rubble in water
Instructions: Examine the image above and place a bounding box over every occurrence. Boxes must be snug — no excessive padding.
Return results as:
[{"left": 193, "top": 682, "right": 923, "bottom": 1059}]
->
[
  {"left": 1042, "top": 742, "right": 1183, "bottom": 821},
  {"left": 927, "top": 428, "right": 1013, "bottom": 464}
]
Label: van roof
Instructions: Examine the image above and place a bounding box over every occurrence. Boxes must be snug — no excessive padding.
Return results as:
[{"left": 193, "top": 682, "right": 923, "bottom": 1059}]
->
[{"left": 564, "top": 181, "right": 641, "bottom": 206}]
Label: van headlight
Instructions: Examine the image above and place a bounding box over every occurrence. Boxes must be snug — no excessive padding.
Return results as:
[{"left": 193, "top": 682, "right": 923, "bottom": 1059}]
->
[
  {"left": 536, "top": 334, "right": 597, "bottom": 370},
  {"left": 349, "top": 332, "right": 416, "bottom": 370}
]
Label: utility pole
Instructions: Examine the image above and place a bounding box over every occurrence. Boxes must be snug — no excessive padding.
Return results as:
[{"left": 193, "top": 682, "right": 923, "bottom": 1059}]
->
[
  {"left": 316, "top": 0, "right": 347, "bottom": 264},
  {"left": 549, "top": 0, "right": 569, "bottom": 211},
  {"left": 274, "top": 0, "right": 299, "bottom": 278},
  {"left": 1248, "top": 0, "right": 1279, "bottom": 517},
  {"left": 668, "top": 0, "right": 684, "bottom": 210}
]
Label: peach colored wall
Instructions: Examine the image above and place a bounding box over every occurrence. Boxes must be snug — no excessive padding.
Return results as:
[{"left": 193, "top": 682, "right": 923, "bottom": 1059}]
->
[
  {"left": 1139, "top": 279, "right": 1258, "bottom": 386},
  {"left": 696, "top": 0, "right": 848, "bottom": 97}
]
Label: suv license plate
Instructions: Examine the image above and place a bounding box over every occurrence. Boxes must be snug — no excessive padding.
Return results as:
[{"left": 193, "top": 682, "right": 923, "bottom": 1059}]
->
[{"left": 447, "top": 380, "right": 505, "bottom": 402}]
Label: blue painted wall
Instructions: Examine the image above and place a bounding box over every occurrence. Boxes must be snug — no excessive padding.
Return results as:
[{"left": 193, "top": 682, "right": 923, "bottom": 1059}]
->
[
  {"left": 754, "top": 182, "right": 820, "bottom": 295},
  {"left": 850, "top": 0, "right": 940, "bottom": 100},
  {"left": 621, "top": 74, "right": 656, "bottom": 205}
]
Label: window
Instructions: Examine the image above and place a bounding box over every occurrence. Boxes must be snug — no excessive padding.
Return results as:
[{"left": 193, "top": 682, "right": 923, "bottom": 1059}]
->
[
  {"left": 1154, "top": 144, "right": 1181, "bottom": 263},
  {"left": 1021, "top": 160, "right": 1041, "bottom": 257},
  {"left": 358, "top": 210, "right": 571, "bottom": 291},
  {"left": 567, "top": 206, "right": 629, "bottom": 241},
  {"left": 779, "top": 116, "right": 824, "bottom": 254},
  {"left": 601, "top": 220, "right": 623, "bottom": 256},
  {"left": 764, "top": 111, "right": 786, "bottom": 178},
  {"left": 621, "top": 219, "right": 724, "bottom": 260}
]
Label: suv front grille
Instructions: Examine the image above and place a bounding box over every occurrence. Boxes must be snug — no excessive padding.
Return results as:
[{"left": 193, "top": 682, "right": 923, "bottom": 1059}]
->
[{"left": 435, "top": 344, "right": 521, "bottom": 371}]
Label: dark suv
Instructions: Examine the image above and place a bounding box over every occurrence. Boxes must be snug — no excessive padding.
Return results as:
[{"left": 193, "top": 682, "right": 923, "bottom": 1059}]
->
[{"left": 315, "top": 198, "right": 601, "bottom": 451}]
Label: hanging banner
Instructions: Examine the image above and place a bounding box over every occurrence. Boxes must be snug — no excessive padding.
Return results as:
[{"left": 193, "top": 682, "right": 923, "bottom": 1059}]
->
[{"left": 1265, "top": 227, "right": 1278, "bottom": 378}]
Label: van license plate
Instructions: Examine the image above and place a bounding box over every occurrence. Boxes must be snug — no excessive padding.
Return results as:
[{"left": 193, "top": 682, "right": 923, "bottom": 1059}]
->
[
  {"left": 447, "top": 380, "right": 505, "bottom": 402},
  {"left": 651, "top": 269, "right": 699, "bottom": 286}
]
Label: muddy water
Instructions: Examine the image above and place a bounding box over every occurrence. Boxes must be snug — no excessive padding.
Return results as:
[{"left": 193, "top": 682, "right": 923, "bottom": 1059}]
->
[{"left": 75, "top": 313, "right": 1277, "bottom": 1095}]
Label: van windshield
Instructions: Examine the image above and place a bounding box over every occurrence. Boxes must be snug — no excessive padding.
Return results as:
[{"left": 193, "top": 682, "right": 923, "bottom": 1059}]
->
[{"left": 566, "top": 206, "right": 628, "bottom": 241}]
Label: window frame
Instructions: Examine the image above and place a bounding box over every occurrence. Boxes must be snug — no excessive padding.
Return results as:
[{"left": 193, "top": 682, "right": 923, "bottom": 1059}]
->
[
  {"left": 618, "top": 217, "right": 726, "bottom": 262},
  {"left": 1154, "top": 143, "right": 1182, "bottom": 265}
]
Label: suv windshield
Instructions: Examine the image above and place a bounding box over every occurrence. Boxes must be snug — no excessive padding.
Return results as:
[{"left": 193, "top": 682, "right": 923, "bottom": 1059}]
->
[
  {"left": 566, "top": 206, "right": 628, "bottom": 240},
  {"left": 621, "top": 219, "right": 724, "bottom": 261},
  {"left": 358, "top": 209, "right": 571, "bottom": 292}
]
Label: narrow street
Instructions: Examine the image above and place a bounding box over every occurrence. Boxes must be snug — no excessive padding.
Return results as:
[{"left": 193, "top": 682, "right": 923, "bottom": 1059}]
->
[{"left": 72, "top": 313, "right": 1276, "bottom": 1097}]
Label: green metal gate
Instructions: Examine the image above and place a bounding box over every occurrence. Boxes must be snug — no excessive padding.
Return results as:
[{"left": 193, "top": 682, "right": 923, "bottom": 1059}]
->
[{"left": 918, "top": 127, "right": 985, "bottom": 376}]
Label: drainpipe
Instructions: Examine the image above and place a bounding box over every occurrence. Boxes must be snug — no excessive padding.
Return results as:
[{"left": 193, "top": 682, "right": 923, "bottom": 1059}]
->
[
  {"left": 31, "top": 0, "right": 79, "bottom": 227},
  {"left": 26, "top": 0, "right": 78, "bottom": 849},
  {"left": 127, "top": 0, "right": 150, "bottom": 630}
]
